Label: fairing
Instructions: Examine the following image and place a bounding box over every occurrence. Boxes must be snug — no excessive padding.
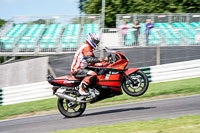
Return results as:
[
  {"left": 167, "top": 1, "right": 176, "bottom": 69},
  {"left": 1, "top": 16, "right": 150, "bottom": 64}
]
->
[
  {"left": 96, "top": 74, "right": 121, "bottom": 92},
  {"left": 48, "top": 75, "right": 81, "bottom": 87},
  {"left": 124, "top": 68, "right": 139, "bottom": 75}
]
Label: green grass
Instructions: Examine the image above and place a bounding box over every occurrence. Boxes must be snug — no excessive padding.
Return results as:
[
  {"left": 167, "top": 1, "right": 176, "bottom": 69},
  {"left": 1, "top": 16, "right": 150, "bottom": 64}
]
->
[
  {"left": 0, "top": 77, "right": 200, "bottom": 120},
  {"left": 53, "top": 115, "right": 200, "bottom": 133},
  {"left": 0, "top": 98, "right": 57, "bottom": 120}
]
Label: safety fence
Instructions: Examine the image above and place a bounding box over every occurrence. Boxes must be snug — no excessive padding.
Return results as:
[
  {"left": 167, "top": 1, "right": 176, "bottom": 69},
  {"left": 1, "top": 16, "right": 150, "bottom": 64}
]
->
[
  {"left": 117, "top": 13, "right": 200, "bottom": 47},
  {"left": 0, "top": 82, "right": 54, "bottom": 106},
  {"left": 142, "top": 59, "right": 200, "bottom": 83},
  {"left": 1, "top": 59, "right": 200, "bottom": 106},
  {"left": 116, "top": 13, "right": 200, "bottom": 26}
]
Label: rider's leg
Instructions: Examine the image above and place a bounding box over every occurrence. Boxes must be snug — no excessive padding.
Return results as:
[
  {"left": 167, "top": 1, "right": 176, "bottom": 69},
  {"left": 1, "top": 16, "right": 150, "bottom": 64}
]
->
[{"left": 79, "top": 70, "right": 97, "bottom": 95}]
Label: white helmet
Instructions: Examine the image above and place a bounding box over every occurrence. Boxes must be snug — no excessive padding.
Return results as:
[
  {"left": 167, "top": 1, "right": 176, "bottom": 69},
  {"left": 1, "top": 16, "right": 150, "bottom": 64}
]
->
[{"left": 86, "top": 33, "right": 100, "bottom": 49}]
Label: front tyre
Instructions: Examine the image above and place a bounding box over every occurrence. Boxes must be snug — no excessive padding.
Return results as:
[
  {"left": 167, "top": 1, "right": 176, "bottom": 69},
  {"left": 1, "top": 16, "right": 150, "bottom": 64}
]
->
[
  {"left": 57, "top": 98, "right": 86, "bottom": 118},
  {"left": 122, "top": 70, "right": 149, "bottom": 96}
]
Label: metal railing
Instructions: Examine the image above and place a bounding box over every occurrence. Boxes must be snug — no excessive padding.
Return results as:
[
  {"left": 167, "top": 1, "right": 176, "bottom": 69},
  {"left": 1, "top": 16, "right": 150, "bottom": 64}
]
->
[{"left": 116, "top": 13, "right": 200, "bottom": 25}]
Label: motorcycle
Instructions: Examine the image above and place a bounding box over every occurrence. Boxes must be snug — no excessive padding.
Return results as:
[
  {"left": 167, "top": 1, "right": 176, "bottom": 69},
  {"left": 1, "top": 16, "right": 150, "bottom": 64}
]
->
[{"left": 48, "top": 48, "right": 149, "bottom": 118}]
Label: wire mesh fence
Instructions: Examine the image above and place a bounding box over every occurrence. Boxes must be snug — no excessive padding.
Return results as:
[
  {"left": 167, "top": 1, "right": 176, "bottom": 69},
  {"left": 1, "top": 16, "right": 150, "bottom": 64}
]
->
[
  {"left": 116, "top": 13, "right": 200, "bottom": 47},
  {"left": 1, "top": 13, "right": 200, "bottom": 56}
]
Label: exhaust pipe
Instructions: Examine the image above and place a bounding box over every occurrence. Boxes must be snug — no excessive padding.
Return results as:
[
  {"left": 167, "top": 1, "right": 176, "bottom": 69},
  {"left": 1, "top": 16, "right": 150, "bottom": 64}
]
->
[{"left": 55, "top": 92, "right": 87, "bottom": 103}]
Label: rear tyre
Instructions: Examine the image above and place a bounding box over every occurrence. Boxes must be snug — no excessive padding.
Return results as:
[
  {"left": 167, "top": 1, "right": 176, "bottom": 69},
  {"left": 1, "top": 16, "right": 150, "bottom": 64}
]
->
[
  {"left": 57, "top": 98, "right": 86, "bottom": 118},
  {"left": 122, "top": 70, "right": 149, "bottom": 96}
]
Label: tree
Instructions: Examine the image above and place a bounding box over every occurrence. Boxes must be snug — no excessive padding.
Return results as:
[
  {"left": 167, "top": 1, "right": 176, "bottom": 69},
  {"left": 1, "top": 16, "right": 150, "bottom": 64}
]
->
[
  {"left": 0, "top": 19, "right": 6, "bottom": 27},
  {"left": 80, "top": 0, "right": 200, "bottom": 27}
]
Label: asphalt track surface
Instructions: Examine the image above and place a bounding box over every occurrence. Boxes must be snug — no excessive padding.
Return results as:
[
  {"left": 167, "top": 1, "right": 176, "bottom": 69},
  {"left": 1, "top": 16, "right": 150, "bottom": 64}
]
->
[{"left": 0, "top": 95, "right": 200, "bottom": 133}]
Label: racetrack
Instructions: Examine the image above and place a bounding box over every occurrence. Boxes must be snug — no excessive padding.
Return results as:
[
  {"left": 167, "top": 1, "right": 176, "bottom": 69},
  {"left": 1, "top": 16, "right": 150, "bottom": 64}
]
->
[{"left": 0, "top": 95, "right": 200, "bottom": 133}]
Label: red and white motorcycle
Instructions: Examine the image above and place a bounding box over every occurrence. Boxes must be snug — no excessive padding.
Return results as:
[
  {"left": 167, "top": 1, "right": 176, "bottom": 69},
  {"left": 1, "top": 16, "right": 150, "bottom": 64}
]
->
[{"left": 48, "top": 48, "right": 149, "bottom": 118}]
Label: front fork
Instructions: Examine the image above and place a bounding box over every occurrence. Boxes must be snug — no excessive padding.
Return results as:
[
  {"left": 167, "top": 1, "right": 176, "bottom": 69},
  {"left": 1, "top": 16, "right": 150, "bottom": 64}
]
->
[
  {"left": 122, "top": 71, "right": 136, "bottom": 84},
  {"left": 121, "top": 71, "right": 139, "bottom": 87}
]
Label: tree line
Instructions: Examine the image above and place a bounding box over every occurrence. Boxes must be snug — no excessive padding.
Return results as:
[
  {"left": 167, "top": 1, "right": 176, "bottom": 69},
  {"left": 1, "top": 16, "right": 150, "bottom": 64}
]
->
[{"left": 79, "top": 0, "right": 200, "bottom": 27}]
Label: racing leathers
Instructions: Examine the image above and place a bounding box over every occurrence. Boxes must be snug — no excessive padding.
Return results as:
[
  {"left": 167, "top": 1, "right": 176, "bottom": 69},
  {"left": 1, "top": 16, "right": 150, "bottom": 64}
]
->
[{"left": 71, "top": 42, "right": 102, "bottom": 95}]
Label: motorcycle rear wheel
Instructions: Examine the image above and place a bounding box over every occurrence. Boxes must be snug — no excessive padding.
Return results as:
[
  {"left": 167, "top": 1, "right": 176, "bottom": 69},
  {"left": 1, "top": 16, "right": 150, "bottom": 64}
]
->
[
  {"left": 57, "top": 98, "right": 86, "bottom": 118},
  {"left": 122, "top": 70, "right": 149, "bottom": 96}
]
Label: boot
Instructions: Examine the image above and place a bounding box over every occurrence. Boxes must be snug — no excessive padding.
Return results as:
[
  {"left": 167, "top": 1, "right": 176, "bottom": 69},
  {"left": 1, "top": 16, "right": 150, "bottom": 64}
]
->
[{"left": 79, "top": 82, "right": 89, "bottom": 96}]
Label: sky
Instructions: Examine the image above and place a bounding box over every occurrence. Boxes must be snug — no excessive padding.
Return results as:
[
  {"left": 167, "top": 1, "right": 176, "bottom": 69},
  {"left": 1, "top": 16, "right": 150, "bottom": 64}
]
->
[{"left": 0, "top": 0, "right": 80, "bottom": 20}]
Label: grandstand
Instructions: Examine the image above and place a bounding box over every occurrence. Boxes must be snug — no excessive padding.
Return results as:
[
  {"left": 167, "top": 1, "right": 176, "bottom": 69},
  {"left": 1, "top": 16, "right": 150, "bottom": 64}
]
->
[
  {"left": 0, "top": 15, "right": 100, "bottom": 55},
  {"left": 19, "top": 24, "right": 45, "bottom": 51},
  {"left": 117, "top": 13, "right": 200, "bottom": 46},
  {"left": 61, "top": 24, "right": 80, "bottom": 51},
  {"left": 1, "top": 14, "right": 200, "bottom": 56},
  {"left": 40, "top": 24, "right": 63, "bottom": 50}
]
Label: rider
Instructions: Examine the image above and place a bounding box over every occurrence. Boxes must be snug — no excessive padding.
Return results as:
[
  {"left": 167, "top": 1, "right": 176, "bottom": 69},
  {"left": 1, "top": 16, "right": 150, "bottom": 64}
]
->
[{"left": 71, "top": 33, "right": 103, "bottom": 96}]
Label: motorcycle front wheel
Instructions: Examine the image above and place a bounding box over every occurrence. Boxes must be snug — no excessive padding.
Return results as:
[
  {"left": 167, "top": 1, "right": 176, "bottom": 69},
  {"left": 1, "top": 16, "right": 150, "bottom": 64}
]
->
[
  {"left": 122, "top": 70, "right": 149, "bottom": 96},
  {"left": 57, "top": 98, "right": 86, "bottom": 118}
]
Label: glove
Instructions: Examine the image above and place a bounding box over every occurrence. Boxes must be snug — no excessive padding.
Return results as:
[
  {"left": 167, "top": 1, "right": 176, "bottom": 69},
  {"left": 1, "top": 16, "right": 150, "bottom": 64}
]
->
[{"left": 103, "top": 57, "right": 109, "bottom": 62}]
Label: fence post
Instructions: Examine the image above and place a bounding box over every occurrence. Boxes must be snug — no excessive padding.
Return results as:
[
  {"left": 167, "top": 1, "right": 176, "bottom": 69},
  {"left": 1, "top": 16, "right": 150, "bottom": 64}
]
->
[
  {"left": 101, "top": 0, "right": 105, "bottom": 29},
  {"left": 100, "top": 28, "right": 104, "bottom": 59},
  {"left": 156, "top": 45, "right": 160, "bottom": 65},
  {"left": 100, "top": 48, "right": 105, "bottom": 59},
  {"left": 186, "top": 13, "right": 190, "bottom": 24},
  {"left": 169, "top": 14, "right": 172, "bottom": 24}
]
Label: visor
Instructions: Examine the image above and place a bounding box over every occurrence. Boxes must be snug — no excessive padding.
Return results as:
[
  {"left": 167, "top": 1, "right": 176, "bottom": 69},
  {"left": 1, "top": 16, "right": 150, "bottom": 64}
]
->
[{"left": 92, "top": 38, "right": 100, "bottom": 45}]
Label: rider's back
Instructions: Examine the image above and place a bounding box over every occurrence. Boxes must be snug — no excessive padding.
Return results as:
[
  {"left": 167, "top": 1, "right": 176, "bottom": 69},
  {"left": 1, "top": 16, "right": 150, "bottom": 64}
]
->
[{"left": 71, "top": 42, "right": 93, "bottom": 74}]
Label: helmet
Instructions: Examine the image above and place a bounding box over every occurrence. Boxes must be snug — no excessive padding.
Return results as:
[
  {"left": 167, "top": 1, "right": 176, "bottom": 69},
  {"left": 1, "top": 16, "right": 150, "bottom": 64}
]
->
[{"left": 86, "top": 33, "right": 100, "bottom": 49}]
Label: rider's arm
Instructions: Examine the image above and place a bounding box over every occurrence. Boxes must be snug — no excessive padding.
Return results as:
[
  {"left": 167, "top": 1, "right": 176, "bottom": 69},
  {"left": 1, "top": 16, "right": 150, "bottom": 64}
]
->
[
  {"left": 83, "top": 47, "right": 101, "bottom": 63},
  {"left": 84, "top": 56, "right": 100, "bottom": 63},
  {"left": 93, "top": 57, "right": 109, "bottom": 67}
]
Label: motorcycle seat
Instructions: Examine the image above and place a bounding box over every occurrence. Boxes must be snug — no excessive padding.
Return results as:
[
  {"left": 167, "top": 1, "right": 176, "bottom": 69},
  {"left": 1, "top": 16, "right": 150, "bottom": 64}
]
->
[
  {"left": 66, "top": 75, "right": 81, "bottom": 81},
  {"left": 55, "top": 75, "right": 81, "bottom": 81}
]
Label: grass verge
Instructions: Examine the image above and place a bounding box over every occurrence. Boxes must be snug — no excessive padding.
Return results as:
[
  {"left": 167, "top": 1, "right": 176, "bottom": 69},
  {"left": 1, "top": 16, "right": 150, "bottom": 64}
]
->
[
  {"left": 0, "top": 77, "right": 200, "bottom": 120},
  {"left": 53, "top": 115, "right": 200, "bottom": 133}
]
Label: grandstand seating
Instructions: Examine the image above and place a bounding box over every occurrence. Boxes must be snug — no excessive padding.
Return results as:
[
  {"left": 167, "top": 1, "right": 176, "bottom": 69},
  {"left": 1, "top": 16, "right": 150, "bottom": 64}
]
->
[
  {"left": 0, "top": 23, "right": 101, "bottom": 52},
  {"left": 40, "top": 24, "right": 63, "bottom": 49},
  {"left": 61, "top": 24, "right": 80, "bottom": 49},
  {"left": 172, "top": 22, "right": 188, "bottom": 27},
  {"left": 154, "top": 23, "right": 171, "bottom": 28},
  {"left": 0, "top": 24, "right": 28, "bottom": 49},
  {"left": 122, "top": 22, "right": 200, "bottom": 46},
  {"left": 190, "top": 22, "right": 200, "bottom": 28},
  {"left": 148, "top": 29, "right": 161, "bottom": 45},
  {"left": 1, "top": 19, "right": 200, "bottom": 54},
  {"left": 160, "top": 28, "right": 181, "bottom": 45},
  {"left": 125, "top": 29, "right": 135, "bottom": 46},
  {"left": 83, "top": 24, "right": 99, "bottom": 41},
  {"left": 123, "top": 23, "right": 136, "bottom": 45},
  {"left": 18, "top": 24, "right": 45, "bottom": 50}
]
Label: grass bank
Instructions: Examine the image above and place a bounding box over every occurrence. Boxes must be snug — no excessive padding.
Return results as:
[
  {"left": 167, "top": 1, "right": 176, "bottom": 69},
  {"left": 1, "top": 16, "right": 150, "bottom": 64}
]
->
[
  {"left": 53, "top": 115, "right": 200, "bottom": 133},
  {"left": 0, "top": 77, "right": 200, "bottom": 120}
]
